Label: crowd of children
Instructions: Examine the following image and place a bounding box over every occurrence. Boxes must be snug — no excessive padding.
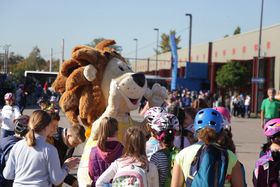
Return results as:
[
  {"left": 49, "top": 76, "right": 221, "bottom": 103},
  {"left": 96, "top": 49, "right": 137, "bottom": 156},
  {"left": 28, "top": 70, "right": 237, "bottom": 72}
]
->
[
  {"left": 0, "top": 93, "right": 86, "bottom": 187},
  {"left": 1, "top": 88, "right": 280, "bottom": 187}
]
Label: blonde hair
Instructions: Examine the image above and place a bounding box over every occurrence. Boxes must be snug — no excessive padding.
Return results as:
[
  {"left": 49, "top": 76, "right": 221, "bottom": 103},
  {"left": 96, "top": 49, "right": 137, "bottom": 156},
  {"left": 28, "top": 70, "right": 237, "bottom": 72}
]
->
[
  {"left": 26, "top": 110, "right": 51, "bottom": 146},
  {"left": 197, "top": 127, "right": 218, "bottom": 145},
  {"left": 97, "top": 117, "right": 118, "bottom": 151},
  {"left": 122, "top": 126, "right": 148, "bottom": 168}
]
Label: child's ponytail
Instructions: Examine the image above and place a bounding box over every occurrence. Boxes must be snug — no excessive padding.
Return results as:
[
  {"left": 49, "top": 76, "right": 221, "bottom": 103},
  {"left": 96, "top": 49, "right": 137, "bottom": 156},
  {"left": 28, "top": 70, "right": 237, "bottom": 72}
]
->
[
  {"left": 197, "top": 127, "right": 218, "bottom": 145},
  {"left": 26, "top": 129, "right": 36, "bottom": 146},
  {"left": 158, "top": 129, "right": 175, "bottom": 148}
]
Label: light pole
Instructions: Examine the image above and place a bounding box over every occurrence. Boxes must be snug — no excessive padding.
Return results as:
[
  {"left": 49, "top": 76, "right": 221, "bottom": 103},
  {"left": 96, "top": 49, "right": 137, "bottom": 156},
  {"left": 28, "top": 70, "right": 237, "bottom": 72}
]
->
[
  {"left": 50, "top": 48, "right": 53, "bottom": 72},
  {"left": 60, "top": 39, "right": 64, "bottom": 71},
  {"left": 154, "top": 28, "right": 159, "bottom": 76},
  {"left": 255, "top": 0, "right": 264, "bottom": 114},
  {"left": 2, "top": 44, "right": 11, "bottom": 74},
  {"left": 133, "top": 38, "right": 138, "bottom": 72},
  {"left": 185, "top": 13, "right": 192, "bottom": 63}
]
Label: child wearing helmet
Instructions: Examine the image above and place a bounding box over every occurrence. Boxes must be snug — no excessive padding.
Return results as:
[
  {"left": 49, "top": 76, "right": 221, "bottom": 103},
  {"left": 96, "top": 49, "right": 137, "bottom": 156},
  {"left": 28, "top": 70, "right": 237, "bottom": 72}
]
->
[
  {"left": 37, "top": 96, "right": 51, "bottom": 111},
  {"left": 253, "top": 118, "right": 280, "bottom": 186},
  {"left": 259, "top": 118, "right": 280, "bottom": 157},
  {"left": 0, "top": 93, "right": 21, "bottom": 139},
  {"left": 0, "top": 115, "right": 29, "bottom": 187},
  {"left": 49, "top": 96, "right": 60, "bottom": 113},
  {"left": 171, "top": 108, "right": 244, "bottom": 187},
  {"left": 144, "top": 106, "right": 166, "bottom": 160},
  {"left": 150, "top": 113, "right": 180, "bottom": 187},
  {"left": 168, "top": 105, "right": 197, "bottom": 150},
  {"left": 213, "top": 106, "right": 236, "bottom": 153}
]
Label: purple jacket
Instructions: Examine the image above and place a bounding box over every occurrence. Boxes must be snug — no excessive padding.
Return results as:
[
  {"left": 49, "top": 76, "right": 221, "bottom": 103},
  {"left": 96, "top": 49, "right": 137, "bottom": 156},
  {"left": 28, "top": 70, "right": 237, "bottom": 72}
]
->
[{"left": 88, "top": 141, "right": 123, "bottom": 187}]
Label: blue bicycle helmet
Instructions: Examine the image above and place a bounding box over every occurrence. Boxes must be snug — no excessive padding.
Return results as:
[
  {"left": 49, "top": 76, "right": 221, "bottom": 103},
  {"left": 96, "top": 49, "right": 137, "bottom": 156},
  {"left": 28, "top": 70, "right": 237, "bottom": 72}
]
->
[{"left": 194, "top": 108, "right": 223, "bottom": 133}]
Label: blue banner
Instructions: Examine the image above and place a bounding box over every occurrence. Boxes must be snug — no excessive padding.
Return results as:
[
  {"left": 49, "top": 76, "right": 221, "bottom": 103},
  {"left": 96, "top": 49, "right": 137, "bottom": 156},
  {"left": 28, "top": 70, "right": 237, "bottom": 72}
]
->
[{"left": 169, "top": 33, "right": 178, "bottom": 91}]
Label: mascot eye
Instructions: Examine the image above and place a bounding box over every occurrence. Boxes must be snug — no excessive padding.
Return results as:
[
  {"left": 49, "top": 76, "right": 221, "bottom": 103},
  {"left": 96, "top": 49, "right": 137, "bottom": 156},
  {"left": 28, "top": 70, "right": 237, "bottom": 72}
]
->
[{"left": 118, "top": 66, "right": 124, "bottom": 71}]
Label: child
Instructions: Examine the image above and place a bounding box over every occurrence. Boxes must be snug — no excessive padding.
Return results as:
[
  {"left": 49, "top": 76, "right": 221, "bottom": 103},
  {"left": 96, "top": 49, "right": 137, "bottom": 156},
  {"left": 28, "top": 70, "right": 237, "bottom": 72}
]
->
[
  {"left": 149, "top": 113, "right": 180, "bottom": 187},
  {"left": 253, "top": 118, "right": 280, "bottom": 186},
  {"left": 214, "top": 106, "right": 247, "bottom": 186},
  {"left": 37, "top": 96, "right": 51, "bottom": 111},
  {"left": 46, "top": 111, "right": 61, "bottom": 144},
  {"left": 88, "top": 117, "right": 124, "bottom": 187},
  {"left": 0, "top": 115, "right": 30, "bottom": 154},
  {"left": 47, "top": 111, "right": 86, "bottom": 187},
  {"left": 3, "top": 110, "right": 80, "bottom": 186},
  {"left": 214, "top": 106, "right": 236, "bottom": 153},
  {"left": 49, "top": 96, "right": 60, "bottom": 113},
  {"left": 170, "top": 106, "right": 197, "bottom": 149},
  {"left": 0, "top": 93, "right": 21, "bottom": 139},
  {"left": 144, "top": 106, "right": 166, "bottom": 160},
  {"left": 171, "top": 108, "right": 243, "bottom": 187},
  {"left": 213, "top": 106, "right": 231, "bottom": 130},
  {"left": 96, "top": 126, "right": 159, "bottom": 187},
  {"left": 0, "top": 115, "right": 29, "bottom": 187}
]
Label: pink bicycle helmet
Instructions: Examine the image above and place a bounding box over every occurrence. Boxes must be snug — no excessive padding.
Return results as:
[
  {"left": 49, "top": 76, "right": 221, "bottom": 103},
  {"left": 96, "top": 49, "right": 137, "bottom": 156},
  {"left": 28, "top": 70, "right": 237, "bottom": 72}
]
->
[
  {"left": 4, "top": 93, "right": 14, "bottom": 101},
  {"left": 264, "top": 118, "right": 280, "bottom": 138},
  {"left": 150, "top": 113, "right": 179, "bottom": 133},
  {"left": 144, "top": 106, "right": 166, "bottom": 123},
  {"left": 213, "top": 106, "right": 231, "bottom": 128}
]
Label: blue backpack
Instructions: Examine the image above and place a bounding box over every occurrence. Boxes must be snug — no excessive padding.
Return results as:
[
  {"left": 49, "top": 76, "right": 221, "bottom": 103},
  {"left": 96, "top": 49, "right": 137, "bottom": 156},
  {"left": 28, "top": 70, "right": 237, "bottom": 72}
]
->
[
  {"left": 0, "top": 144, "right": 14, "bottom": 184},
  {"left": 186, "top": 144, "right": 229, "bottom": 187}
]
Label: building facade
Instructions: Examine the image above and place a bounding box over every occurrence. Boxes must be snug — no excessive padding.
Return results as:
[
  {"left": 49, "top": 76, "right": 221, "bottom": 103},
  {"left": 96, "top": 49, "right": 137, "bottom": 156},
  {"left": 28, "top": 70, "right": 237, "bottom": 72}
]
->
[{"left": 135, "top": 24, "right": 280, "bottom": 112}]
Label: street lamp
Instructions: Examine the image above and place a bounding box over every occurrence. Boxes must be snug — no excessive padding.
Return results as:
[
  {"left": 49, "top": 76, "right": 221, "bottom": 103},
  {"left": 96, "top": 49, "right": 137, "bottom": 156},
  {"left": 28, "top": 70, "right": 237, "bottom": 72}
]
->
[
  {"left": 133, "top": 38, "right": 138, "bottom": 72},
  {"left": 2, "top": 44, "right": 11, "bottom": 74},
  {"left": 185, "top": 13, "right": 192, "bottom": 63},
  {"left": 255, "top": 0, "right": 264, "bottom": 114},
  {"left": 154, "top": 28, "right": 159, "bottom": 76}
]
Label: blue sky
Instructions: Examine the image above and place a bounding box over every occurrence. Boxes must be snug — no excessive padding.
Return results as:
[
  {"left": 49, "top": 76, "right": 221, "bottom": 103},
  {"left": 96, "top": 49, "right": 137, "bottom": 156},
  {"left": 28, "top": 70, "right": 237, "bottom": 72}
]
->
[{"left": 0, "top": 0, "right": 279, "bottom": 60}]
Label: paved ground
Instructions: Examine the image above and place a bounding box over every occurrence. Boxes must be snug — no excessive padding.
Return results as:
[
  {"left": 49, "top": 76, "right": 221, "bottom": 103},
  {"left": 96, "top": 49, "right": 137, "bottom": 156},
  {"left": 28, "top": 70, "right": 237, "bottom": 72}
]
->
[
  {"left": 230, "top": 117, "right": 265, "bottom": 187},
  {"left": 18, "top": 109, "right": 265, "bottom": 186}
]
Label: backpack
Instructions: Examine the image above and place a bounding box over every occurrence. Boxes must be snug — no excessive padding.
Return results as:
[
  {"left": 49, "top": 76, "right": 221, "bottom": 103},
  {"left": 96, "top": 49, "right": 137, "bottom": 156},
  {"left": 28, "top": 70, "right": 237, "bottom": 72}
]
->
[
  {"left": 0, "top": 144, "right": 14, "bottom": 183},
  {"left": 186, "top": 144, "right": 229, "bottom": 187},
  {"left": 253, "top": 151, "right": 280, "bottom": 187},
  {"left": 112, "top": 162, "right": 149, "bottom": 187},
  {"left": 161, "top": 147, "right": 179, "bottom": 187}
]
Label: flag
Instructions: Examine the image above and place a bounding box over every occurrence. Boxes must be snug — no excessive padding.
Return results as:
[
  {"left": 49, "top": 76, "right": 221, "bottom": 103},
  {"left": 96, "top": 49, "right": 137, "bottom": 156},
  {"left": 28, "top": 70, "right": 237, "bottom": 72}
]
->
[{"left": 169, "top": 33, "right": 178, "bottom": 91}]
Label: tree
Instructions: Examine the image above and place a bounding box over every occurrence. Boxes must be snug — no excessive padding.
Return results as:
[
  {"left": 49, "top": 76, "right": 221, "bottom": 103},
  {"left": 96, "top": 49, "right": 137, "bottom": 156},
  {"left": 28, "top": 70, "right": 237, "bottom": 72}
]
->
[
  {"left": 216, "top": 61, "right": 249, "bottom": 92},
  {"left": 87, "top": 38, "right": 123, "bottom": 53},
  {"left": 51, "top": 59, "right": 60, "bottom": 72},
  {"left": 157, "top": 30, "right": 181, "bottom": 54},
  {"left": 8, "top": 52, "right": 24, "bottom": 64},
  {"left": 12, "top": 61, "right": 27, "bottom": 81},
  {"left": 24, "top": 46, "right": 47, "bottom": 71},
  {"left": 233, "top": 26, "right": 241, "bottom": 35},
  {"left": 12, "top": 46, "right": 47, "bottom": 81}
]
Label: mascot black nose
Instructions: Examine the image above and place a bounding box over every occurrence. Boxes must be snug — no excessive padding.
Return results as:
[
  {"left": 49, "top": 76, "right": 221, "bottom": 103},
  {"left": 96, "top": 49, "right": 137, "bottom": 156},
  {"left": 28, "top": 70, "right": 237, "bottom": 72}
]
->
[{"left": 132, "top": 73, "right": 146, "bottom": 87}]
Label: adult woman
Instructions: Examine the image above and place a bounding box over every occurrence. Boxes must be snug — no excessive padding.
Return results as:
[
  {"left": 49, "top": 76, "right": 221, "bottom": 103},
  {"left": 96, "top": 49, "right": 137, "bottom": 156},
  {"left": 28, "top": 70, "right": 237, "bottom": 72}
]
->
[{"left": 3, "top": 110, "right": 79, "bottom": 187}]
